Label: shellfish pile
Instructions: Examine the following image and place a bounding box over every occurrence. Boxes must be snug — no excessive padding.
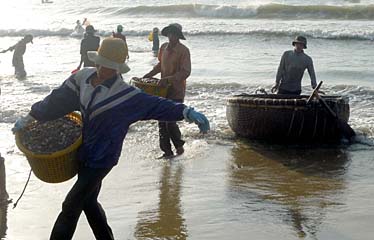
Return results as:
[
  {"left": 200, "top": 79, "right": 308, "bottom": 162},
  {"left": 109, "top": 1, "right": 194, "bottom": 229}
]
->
[
  {"left": 132, "top": 77, "right": 159, "bottom": 84},
  {"left": 20, "top": 117, "right": 81, "bottom": 154}
]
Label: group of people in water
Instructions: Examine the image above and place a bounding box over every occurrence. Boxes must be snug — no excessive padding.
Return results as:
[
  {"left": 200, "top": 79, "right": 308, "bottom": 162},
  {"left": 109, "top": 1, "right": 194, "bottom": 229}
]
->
[
  {"left": 6, "top": 22, "right": 206, "bottom": 239},
  {"left": 1, "top": 20, "right": 319, "bottom": 238}
]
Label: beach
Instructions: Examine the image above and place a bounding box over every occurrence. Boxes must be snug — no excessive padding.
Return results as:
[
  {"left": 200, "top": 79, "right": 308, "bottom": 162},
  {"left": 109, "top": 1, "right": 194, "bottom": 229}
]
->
[{"left": 1, "top": 0, "right": 374, "bottom": 239}]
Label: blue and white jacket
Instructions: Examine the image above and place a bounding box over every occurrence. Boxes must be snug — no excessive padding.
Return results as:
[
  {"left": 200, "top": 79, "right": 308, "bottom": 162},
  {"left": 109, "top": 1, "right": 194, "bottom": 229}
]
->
[{"left": 30, "top": 68, "right": 186, "bottom": 168}]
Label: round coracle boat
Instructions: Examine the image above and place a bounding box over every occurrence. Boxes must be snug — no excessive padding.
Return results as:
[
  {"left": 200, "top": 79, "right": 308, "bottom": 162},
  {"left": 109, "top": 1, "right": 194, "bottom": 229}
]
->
[{"left": 226, "top": 94, "right": 350, "bottom": 142}]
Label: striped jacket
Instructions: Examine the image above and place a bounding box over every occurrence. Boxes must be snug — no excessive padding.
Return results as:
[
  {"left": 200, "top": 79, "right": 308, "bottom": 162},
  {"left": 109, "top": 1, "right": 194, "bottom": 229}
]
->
[{"left": 30, "top": 68, "right": 186, "bottom": 168}]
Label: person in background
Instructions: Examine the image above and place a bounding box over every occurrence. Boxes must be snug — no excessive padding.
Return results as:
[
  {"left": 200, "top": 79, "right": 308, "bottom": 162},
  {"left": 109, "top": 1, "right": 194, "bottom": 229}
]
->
[
  {"left": 74, "top": 20, "right": 84, "bottom": 34},
  {"left": 112, "top": 25, "right": 129, "bottom": 60},
  {"left": 272, "top": 36, "right": 317, "bottom": 95},
  {"left": 0, "top": 153, "right": 9, "bottom": 204},
  {"left": 77, "top": 25, "right": 100, "bottom": 69},
  {"left": 12, "top": 37, "right": 209, "bottom": 239},
  {"left": 151, "top": 27, "right": 160, "bottom": 56},
  {"left": 0, "top": 34, "right": 33, "bottom": 79},
  {"left": 143, "top": 23, "right": 191, "bottom": 158}
]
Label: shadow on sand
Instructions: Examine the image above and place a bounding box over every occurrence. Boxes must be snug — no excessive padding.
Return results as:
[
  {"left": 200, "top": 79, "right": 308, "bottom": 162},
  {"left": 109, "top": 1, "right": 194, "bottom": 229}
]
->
[
  {"left": 228, "top": 140, "right": 350, "bottom": 239},
  {"left": 134, "top": 163, "right": 187, "bottom": 239}
]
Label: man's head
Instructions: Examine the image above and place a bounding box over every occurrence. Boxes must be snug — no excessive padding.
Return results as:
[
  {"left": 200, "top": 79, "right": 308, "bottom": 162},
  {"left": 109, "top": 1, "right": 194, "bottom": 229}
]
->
[
  {"left": 87, "top": 37, "right": 130, "bottom": 78},
  {"left": 117, "top": 25, "right": 123, "bottom": 33},
  {"left": 161, "top": 23, "right": 186, "bottom": 43},
  {"left": 292, "top": 36, "right": 307, "bottom": 50},
  {"left": 23, "top": 34, "right": 33, "bottom": 44},
  {"left": 85, "top": 25, "right": 96, "bottom": 35}
]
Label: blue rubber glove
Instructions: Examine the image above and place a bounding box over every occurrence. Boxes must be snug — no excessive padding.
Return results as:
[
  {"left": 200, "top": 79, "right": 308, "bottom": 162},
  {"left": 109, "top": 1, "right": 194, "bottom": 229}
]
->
[
  {"left": 12, "top": 114, "right": 35, "bottom": 133},
  {"left": 183, "top": 107, "right": 210, "bottom": 133}
]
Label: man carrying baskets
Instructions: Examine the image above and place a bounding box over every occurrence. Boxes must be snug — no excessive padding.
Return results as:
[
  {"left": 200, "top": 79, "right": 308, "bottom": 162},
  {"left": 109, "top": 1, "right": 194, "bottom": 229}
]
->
[
  {"left": 143, "top": 23, "right": 191, "bottom": 158},
  {"left": 13, "top": 37, "right": 209, "bottom": 240}
]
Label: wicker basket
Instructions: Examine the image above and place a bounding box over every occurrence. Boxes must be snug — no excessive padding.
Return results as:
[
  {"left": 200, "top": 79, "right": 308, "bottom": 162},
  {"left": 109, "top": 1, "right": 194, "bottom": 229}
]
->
[
  {"left": 131, "top": 77, "right": 168, "bottom": 97},
  {"left": 15, "top": 112, "right": 82, "bottom": 183}
]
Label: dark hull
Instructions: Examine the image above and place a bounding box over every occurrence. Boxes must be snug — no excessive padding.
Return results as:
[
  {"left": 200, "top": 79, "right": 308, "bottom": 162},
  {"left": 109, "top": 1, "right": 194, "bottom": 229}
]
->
[{"left": 226, "top": 94, "right": 350, "bottom": 142}]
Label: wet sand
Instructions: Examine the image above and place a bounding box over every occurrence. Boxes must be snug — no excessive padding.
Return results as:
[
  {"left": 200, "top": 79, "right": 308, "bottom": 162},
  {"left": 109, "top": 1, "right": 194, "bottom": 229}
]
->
[{"left": 2, "top": 124, "right": 374, "bottom": 239}]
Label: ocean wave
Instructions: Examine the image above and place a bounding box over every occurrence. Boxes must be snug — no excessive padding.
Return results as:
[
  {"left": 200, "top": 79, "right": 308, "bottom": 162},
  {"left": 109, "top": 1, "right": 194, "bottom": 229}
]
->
[
  {"left": 111, "top": 3, "right": 374, "bottom": 20},
  {"left": 1, "top": 28, "right": 373, "bottom": 41}
]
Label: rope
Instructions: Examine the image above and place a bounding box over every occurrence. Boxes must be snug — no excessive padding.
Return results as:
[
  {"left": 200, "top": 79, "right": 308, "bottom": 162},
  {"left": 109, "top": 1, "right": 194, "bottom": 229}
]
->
[
  {"left": 312, "top": 106, "right": 319, "bottom": 139},
  {"left": 13, "top": 169, "right": 32, "bottom": 209},
  {"left": 298, "top": 111, "right": 305, "bottom": 137},
  {"left": 287, "top": 99, "right": 298, "bottom": 137},
  {"left": 287, "top": 109, "right": 296, "bottom": 137}
]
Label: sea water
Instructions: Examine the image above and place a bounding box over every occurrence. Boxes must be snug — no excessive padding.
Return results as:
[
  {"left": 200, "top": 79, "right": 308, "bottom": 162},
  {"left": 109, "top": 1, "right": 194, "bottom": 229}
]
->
[{"left": 0, "top": 0, "right": 373, "bottom": 239}]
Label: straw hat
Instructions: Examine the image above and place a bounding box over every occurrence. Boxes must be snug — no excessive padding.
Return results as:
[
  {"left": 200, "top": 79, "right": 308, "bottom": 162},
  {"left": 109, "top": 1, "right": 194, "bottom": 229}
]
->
[
  {"left": 161, "top": 23, "right": 186, "bottom": 40},
  {"left": 87, "top": 38, "right": 130, "bottom": 73},
  {"left": 292, "top": 36, "right": 307, "bottom": 49}
]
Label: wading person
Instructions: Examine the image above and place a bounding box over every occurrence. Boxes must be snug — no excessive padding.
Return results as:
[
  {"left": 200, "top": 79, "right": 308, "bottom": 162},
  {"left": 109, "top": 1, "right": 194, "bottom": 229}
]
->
[
  {"left": 143, "top": 23, "right": 191, "bottom": 158},
  {"left": 0, "top": 34, "right": 33, "bottom": 79},
  {"left": 150, "top": 27, "right": 160, "bottom": 56},
  {"left": 77, "top": 25, "right": 100, "bottom": 69},
  {"left": 12, "top": 37, "right": 209, "bottom": 240},
  {"left": 112, "top": 24, "right": 129, "bottom": 60},
  {"left": 74, "top": 20, "right": 84, "bottom": 34},
  {"left": 272, "top": 36, "right": 317, "bottom": 95}
]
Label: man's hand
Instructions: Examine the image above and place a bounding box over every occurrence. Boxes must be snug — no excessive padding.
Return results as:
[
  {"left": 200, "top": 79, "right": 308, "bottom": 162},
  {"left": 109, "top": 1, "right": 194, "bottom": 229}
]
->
[
  {"left": 271, "top": 83, "right": 279, "bottom": 93},
  {"left": 12, "top": 114, "right": 35, "bottom": 133},
  {"left": 183, "top": 107, "right": 210, "bottom": 133},
  {"left": 157, "top": 78, "right": 169, "bottom": 87},
  {"left": 143, "top": 73, "right": 153, "bottom": 79}
]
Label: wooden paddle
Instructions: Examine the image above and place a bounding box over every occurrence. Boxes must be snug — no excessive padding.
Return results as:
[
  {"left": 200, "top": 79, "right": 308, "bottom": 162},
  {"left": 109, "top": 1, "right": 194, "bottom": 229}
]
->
[{"left": 307, "top": 81, "right": 356, "bottom": 142}]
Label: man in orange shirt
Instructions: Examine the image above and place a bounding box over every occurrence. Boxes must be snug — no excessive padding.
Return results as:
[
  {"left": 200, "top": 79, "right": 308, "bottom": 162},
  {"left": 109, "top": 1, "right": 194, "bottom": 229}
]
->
[{"left": 144, "top": 23, "right": 191, "bottom": 158}]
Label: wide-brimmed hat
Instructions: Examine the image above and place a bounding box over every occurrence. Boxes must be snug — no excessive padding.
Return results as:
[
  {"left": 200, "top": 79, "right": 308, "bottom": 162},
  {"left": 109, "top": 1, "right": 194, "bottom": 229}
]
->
[
  {"left": 292, "top": 36, "right": 307, "bottom": 49},
  {"left": 24, "top": 34, "right": 33, "bottom": 44},
  {"left": 87, "top": 37, "right": 130, "bottom": 74},
  {"left": 85, "top": 25, "right": 96, "bottom": 34},
  {"left": 161, "top": 23, "right": 186, "bottom": 40}
]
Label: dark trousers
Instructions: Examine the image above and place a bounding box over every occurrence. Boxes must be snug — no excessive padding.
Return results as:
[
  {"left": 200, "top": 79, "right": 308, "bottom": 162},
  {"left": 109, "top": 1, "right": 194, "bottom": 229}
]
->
[
  {"left": 50, "top": 166, "right": 113, "bottom": 240},
  {"left": 158, "top": 99, "right": 185, "bottom": 155},
  {"left": 12, "top": 56, "right": 26, "bottom": 78},
  {"left": 158, "top": 121, "right": 185, "bottom": 155},
  {"left": 277, "top": 88, "right": 301, "bottom": 95}
]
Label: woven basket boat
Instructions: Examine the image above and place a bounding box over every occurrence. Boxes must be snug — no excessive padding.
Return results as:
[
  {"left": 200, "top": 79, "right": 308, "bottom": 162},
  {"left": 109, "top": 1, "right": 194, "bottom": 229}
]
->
[{"left": 226, "top": 94, "right": 350, "bottom": 142}]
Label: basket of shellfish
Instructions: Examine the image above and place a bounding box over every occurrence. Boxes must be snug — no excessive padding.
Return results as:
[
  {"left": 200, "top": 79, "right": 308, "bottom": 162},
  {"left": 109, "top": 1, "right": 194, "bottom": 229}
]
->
[
  {"left": 15, "top": 112, "right": 82, "bottom": 183},
  {"left": 131, "top": 77, "right": 168, "bottom": 97}
]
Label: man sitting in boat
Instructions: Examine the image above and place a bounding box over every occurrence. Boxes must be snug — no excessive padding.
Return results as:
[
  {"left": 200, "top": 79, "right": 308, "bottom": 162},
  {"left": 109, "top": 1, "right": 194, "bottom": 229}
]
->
[{"left": 272, "top": 36, "right": 317, "bottom": 95}]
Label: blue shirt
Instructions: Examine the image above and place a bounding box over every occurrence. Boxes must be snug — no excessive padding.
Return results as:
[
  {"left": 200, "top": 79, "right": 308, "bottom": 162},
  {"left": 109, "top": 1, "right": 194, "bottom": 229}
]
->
[{"left": 30, "top": 68, "right": 186, "bottom": 168}]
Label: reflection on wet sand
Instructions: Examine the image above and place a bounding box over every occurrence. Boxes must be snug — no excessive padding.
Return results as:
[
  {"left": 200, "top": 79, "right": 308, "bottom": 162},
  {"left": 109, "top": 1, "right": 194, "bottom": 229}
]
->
[
  {"left": 229, "top": 142, "right": 350, "bottom": 239},
  {"left": 134, "top": 163, "right": 187, "bottom": 239},
  {"left": 0, "top": 204, "right": 8, "bottom": 239}
]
